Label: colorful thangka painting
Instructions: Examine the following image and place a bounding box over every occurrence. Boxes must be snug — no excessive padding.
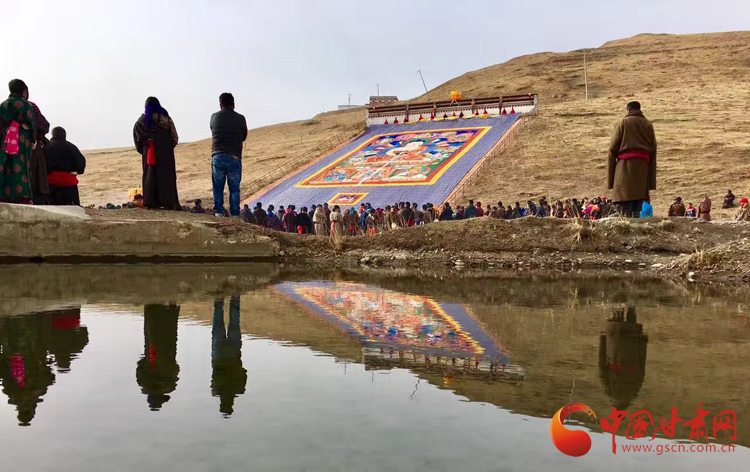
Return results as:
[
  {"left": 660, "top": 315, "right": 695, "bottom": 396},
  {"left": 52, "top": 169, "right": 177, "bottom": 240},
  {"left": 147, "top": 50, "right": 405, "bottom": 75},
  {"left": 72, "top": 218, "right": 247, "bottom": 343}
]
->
[
  {"left": 328, "top": 192, "right": 368, "bottom": 206},
  {"left": 291, "top": 283, "right": 486, "bottom": 357},
  {"left": 298, "top": 127, "right": 490, "bottom": 187}
]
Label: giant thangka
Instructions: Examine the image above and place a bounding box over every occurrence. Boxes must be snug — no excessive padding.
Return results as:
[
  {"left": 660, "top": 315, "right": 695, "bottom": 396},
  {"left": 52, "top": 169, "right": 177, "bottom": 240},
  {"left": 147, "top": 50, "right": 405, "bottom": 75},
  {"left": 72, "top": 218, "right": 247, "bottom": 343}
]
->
[{"left": 250, "top": 115, "right": 520, "bottom": 209}]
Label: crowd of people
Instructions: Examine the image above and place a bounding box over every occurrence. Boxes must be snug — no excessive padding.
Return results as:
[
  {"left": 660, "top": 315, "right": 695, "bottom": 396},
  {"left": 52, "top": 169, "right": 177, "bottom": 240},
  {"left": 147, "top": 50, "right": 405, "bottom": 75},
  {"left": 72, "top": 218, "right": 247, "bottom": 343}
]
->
[
  {"left": 0, "top": 79, "right": 87, "bottom": 205},
  {"left": 3, "top": 83, "right": 749, "bottom": 227},
  {"left": 1, "top": 79, "right": 246, "bottom": 216},
  {"left": 213, "top": 192, "right": 750, "bottom": 237},
  {"left": 666, "top": 191, "right": 749, "bottom": 222}
]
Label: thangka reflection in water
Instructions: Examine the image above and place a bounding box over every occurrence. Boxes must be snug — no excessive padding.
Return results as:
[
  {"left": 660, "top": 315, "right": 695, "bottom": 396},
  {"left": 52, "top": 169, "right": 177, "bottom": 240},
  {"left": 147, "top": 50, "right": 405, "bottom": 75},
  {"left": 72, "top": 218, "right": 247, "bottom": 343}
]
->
[
  {"left": 599, "top": 306, "right": 649, "bottom": 410},
  {"left": 0, "top": 307, "right": 88, "bottom": 426},
  {"left": 274, "top": 282, "right": 509, "bottom": 363},
  {"left": 136, "top": 304, "right": 180, "bottom": 411},
  {"left": 211, "top": 297, "right": 247, "bottom": 417}
]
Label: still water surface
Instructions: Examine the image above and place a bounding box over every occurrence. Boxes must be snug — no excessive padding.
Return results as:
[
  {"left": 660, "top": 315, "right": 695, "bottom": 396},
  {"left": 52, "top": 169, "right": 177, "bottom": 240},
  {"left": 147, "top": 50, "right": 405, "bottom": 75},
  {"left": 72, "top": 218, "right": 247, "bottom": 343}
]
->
[{"left": 0, "top": 264, "right": 748, "bottom": 471}]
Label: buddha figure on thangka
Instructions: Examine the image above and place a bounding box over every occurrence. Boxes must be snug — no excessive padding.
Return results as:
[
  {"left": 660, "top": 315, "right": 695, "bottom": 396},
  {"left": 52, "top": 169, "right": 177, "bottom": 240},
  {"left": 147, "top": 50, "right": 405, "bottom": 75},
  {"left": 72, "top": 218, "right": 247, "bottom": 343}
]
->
[{"left": 298, "top": 127, "right": 489, "bottom": 187}]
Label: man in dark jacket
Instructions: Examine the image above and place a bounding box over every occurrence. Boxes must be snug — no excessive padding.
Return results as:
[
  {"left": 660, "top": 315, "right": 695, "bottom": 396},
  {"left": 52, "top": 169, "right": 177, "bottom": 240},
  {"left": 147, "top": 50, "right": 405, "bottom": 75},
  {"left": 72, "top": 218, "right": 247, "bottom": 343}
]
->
[
  {"left": 668, "top": 197, "right": 686, "bottom": 217},
  {"left": 440, "top": 203, "right": 453, "bottom": 221},
  {"left": 608, "top": 101, "right": 657, "bottom": 217},
  {"left": 296, "top": 207, "right": 314, "bottom": 234},
  {"left": 210, "top": 93, "right": 248, "bottom": 218},
  {"left": 463, "top": 200, "right": 478, "bottom": 219},
  {"left": 252, "top": 202, "right": 267, "bottom": 226},
  {"left": 240, "top": 204, "right": 256, "bottom": 224},
  {"left": 44, "top": 127, "right": 86, "bottom": 206}
]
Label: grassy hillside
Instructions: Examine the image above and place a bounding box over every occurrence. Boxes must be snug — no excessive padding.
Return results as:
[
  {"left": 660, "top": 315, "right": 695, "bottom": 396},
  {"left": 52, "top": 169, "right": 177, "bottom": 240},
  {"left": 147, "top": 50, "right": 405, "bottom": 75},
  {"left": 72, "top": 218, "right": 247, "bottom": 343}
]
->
[
  {"left": 82, "top": 31, "right": 750, "bottom": 218},
  {"left": 429, "top": 31, "right": 750, "bottom": 218},
  {"left": 81, "top": 109, "right": 363, "bottom": 205}
]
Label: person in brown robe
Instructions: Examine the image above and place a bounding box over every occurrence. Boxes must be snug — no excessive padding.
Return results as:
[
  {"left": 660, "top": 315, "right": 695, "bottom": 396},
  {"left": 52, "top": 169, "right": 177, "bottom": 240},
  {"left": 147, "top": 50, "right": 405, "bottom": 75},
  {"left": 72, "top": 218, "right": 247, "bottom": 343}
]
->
[
  {"left": 312, "top": 205, "right": 327, "bottom": 235},
  {"left": 343, "top": 209, "right": 357, "bottom": 236},
  {"left": 668, "top": 197, "right": 686, "bottom": 217},
  {"left": 329, "top": 205, "right": 344, "bottom": 236},
  {"left": 29, "top": 101, "right": 50, "bottom": 204},
  {"left": 133, "top": 97, "right": 180, "bottom": 210},
  {"left": 608, "top": 101, "right": 657, "bottom": 217},
  {"left": 698, "top": 195, "right": 712, "bottom": 221}
]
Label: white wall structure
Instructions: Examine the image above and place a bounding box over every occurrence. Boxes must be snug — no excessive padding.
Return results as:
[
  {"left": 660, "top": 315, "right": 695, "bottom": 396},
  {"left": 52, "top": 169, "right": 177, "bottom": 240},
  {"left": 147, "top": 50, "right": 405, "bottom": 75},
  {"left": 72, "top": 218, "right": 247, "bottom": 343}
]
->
[{"left": 366, "top": 95, "right": 537, "bottom": 126}]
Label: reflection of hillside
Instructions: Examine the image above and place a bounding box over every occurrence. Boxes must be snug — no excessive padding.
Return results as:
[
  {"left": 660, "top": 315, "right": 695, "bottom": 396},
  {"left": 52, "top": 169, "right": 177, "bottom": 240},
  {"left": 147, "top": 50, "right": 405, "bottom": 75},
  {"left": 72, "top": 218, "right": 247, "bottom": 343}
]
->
[
  {"left": 0, "top": 308, "right": 88, "bottom": 425},
  {"left": 460, "top": 298, "right": 749, "bottom": 446},
  {"left": 173, "top": 275, "right": 750, "bottom": 446}
]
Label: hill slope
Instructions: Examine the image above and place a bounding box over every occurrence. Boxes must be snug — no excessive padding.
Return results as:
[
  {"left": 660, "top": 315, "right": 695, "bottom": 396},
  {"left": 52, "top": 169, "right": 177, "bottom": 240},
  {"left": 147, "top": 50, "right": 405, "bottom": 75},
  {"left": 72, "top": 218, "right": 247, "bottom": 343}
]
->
[{"left": 82, "top": 31, "right": 750, "bottom": 217}]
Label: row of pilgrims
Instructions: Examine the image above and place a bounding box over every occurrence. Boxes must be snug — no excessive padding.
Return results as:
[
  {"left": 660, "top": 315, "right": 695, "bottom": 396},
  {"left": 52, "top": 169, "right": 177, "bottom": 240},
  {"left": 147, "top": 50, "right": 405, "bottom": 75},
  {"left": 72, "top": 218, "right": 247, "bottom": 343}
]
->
[{"left": 382, "top": 106, "right": 517, "bottom": 125}]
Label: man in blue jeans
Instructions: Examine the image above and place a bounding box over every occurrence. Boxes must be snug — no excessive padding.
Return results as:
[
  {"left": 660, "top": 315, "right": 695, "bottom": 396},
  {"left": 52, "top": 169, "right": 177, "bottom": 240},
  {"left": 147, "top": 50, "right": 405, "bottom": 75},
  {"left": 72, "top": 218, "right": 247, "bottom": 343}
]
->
[{"left": 210, "top": 93, "right": 248, "bottom": 217}]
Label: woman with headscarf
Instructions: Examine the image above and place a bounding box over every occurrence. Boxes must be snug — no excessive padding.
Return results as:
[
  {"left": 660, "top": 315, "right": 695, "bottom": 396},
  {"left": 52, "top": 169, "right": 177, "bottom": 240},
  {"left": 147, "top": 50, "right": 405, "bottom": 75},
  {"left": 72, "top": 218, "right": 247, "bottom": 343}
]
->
[
  {"left": 735, "top": 198, "right": 749, "bottom": 222},
  {"left": 133, "top": 97, "right": 180, "bottom": 210},
  {"left": 0, "top": 79, "right": 36, "bottom": 204},
  {"left": 313, "top": 205, "right": 327, "bottom": 236}
]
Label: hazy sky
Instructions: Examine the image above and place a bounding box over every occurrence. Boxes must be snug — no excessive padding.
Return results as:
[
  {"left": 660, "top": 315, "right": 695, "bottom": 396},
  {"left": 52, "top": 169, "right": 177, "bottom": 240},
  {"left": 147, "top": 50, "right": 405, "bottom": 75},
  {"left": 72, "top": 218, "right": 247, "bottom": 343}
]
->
[{"left": 2, "top": 0, "right": 748, "bottom": 149}]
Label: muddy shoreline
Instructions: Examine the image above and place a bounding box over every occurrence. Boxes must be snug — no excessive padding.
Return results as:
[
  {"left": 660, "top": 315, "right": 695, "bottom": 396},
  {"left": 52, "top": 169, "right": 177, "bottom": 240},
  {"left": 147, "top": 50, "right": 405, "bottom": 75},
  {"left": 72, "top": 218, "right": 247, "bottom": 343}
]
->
[{"left": 2, "top": 205, "right": 748, "bottom": 285}]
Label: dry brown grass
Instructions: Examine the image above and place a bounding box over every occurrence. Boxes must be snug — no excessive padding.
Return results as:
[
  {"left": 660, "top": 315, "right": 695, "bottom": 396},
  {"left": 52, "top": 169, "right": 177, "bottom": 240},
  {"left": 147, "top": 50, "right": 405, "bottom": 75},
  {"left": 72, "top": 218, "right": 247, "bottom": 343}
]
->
[
  {"left": 80, "top": 108, "right": 364, "bottom": 205},
  {"left": 82, "top": 32, "right": 750, "bottom": 218},
  {"left": 445, "top": 32, "right": 750, "bottom": 220}
]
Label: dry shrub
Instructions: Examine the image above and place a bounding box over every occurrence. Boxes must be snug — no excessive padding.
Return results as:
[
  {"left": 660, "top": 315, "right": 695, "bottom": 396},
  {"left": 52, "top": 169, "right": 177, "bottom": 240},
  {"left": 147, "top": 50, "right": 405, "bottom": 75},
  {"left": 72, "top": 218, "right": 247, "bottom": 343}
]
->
[
  {"left": 686, "top": 249, "right": 723, "bottom": 269},
  {"left": 637, "top": 222, "right": 656, "bottom": 235},
  {"left": 604, "top": 217, "right": 632, "bottom": 233},
  {"left": 658, "top": 219, "right": 676, "bottom": 232},
  {"left": 569, "top": 218, "right": 596, "bottom": 243}
]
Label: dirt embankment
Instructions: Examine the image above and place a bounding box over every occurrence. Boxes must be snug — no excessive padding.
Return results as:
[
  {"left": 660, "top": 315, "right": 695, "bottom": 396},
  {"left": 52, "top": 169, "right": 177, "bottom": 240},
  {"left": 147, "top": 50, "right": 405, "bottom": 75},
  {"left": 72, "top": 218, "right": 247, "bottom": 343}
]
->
[
  {"left": 5, "top": 206, "right": 749, "bottom": 284},
  {"left": 268, "top": 216, "right": 750, "bottom": 283}
]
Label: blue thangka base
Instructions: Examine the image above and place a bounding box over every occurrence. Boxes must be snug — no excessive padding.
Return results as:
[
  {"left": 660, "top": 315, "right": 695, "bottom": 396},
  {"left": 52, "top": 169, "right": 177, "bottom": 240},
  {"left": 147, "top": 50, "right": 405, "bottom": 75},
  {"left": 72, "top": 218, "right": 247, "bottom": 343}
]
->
[{"left": 251, "top": 115, "right": 519, "bottom": 210}]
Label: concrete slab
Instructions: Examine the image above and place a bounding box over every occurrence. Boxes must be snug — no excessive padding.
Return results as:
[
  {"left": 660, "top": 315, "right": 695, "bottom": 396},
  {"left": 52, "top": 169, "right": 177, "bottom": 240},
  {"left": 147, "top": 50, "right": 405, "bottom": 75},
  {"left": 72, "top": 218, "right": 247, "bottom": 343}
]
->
[
  {"left": 0, "top": 203, "right": 90, "bottom": 222},
  {"left": 0, "top": 205, "right": 278, "bottom": 261}
]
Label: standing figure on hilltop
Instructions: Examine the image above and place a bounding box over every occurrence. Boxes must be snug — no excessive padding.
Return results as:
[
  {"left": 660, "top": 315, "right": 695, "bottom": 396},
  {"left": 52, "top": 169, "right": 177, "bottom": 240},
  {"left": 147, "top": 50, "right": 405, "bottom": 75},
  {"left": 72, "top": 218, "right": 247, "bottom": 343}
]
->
[
  {"left": 133, "top": 97, "right": 181, "bottom": 210},
  {"left": 0, "top": 79, "right": 36, "bottom": 204},
  {"left": 607, "top": 101, "right": 657, "bottom": 218},
  {"left": 210, "top": 93, "right": 247, "bottom": 218}
]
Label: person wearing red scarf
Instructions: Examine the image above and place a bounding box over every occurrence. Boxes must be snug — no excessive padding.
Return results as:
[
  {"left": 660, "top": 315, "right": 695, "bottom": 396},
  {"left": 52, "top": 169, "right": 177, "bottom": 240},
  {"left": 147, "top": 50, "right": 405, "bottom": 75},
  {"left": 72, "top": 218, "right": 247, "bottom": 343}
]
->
[
  {"left": 607, "top": 101, "right": 657, "bottom": 218},
  {"left": 44, "top": 127, "right": 86, "bottom": 205}
]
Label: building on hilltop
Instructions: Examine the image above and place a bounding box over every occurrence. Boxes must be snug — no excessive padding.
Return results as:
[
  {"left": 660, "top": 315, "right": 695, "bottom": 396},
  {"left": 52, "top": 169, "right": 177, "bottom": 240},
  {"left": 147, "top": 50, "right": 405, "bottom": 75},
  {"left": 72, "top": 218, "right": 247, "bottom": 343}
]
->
[{"left": 369, "top": 96, "right": 399, "bottom": 107}]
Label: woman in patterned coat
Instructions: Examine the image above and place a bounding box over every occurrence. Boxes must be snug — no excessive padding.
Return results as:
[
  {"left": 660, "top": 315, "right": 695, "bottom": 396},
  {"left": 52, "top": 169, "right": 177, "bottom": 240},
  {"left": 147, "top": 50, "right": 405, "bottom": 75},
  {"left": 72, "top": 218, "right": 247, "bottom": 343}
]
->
[{"left": 0, "top": 79, "right": 37, "bottom": 204}]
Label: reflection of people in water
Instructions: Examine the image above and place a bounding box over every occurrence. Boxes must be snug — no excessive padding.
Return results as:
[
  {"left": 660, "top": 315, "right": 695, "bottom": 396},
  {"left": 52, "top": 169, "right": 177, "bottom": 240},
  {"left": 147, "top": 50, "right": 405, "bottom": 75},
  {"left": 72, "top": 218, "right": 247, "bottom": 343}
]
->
[
  {"left": 599, "top": 306, "right": 648, "bottom": 410},
  {"left": 0, "top": 307, "right": 88, "bottom": 426},
  {"left": 211, "top": 296, "right": 247, "bottom": 416},
  {"left": 136, "top": 304, "right": 180, "bottom": 411}
]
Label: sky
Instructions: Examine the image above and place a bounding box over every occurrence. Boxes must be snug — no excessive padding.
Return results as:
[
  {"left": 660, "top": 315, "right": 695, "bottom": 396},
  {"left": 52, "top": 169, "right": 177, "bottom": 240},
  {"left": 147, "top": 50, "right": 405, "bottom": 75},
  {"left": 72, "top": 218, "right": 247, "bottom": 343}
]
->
[{"left": 2, "top": 0, "right": 748, "bottom": 149}]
